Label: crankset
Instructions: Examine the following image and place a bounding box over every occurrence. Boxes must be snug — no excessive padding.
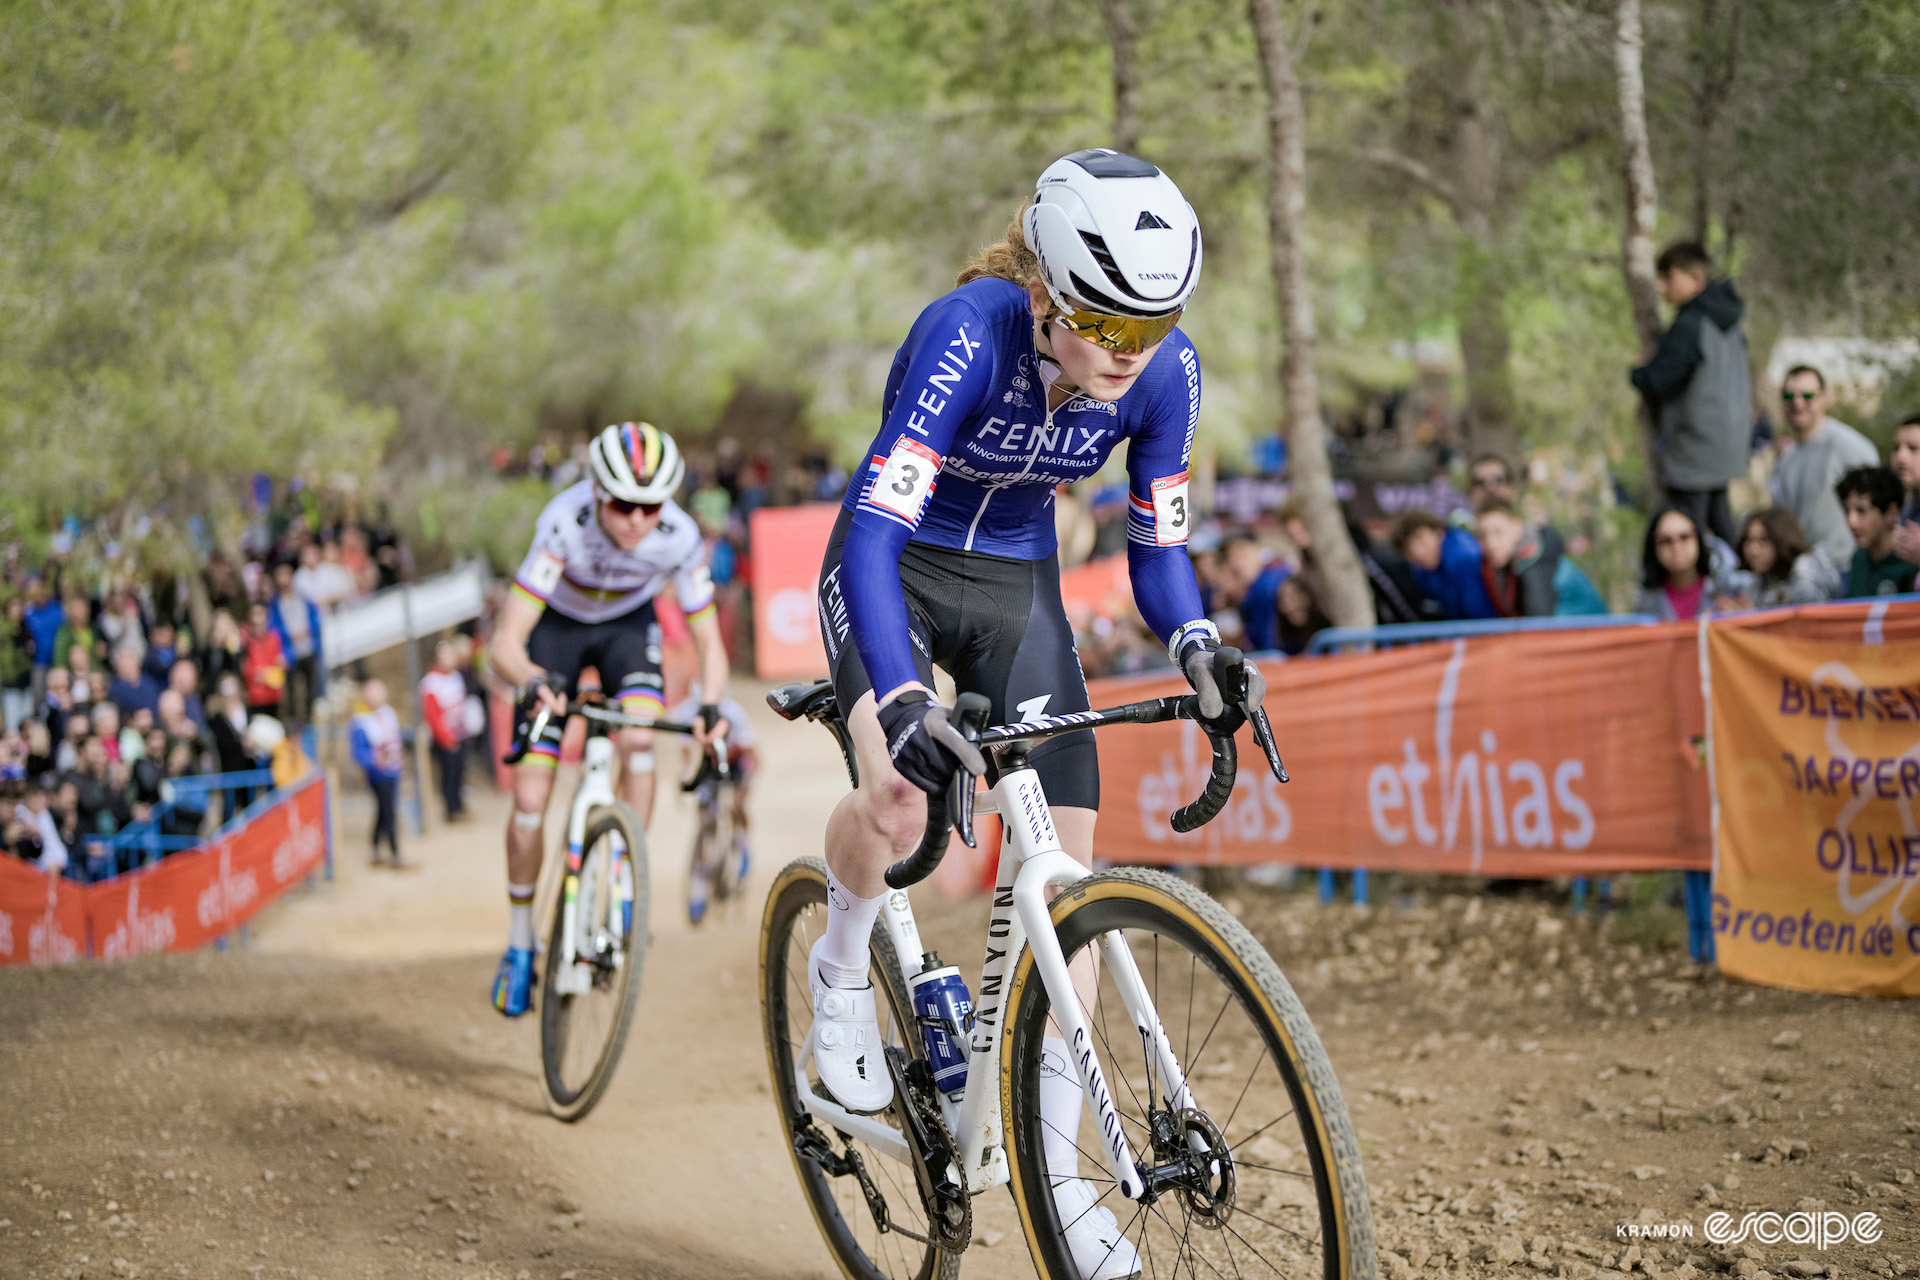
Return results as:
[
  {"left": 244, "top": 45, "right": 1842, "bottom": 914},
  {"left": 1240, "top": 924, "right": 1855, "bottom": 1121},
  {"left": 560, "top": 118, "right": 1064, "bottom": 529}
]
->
[{"left": 894, "top": 1052, "right": 971, "bottom": 1253}]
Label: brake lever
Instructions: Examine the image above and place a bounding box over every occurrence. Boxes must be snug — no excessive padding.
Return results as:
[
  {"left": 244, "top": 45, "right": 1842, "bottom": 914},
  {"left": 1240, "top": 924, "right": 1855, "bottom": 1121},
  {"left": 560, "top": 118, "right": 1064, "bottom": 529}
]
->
[
  {"left": 947, "top": 691, "right": 992, "bottom": 850},
  {"left": 1245, "top": 702, "right": 1289, "bottom": 783}
]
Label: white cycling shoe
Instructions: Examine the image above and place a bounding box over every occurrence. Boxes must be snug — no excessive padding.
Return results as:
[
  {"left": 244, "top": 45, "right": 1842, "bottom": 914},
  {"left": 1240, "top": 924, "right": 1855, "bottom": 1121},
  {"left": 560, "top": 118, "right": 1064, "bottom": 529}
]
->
[
  {"left": 806, "top": 939, "right": 895, "bottom": 1115},
  {"left": 1053, "top": 1177, "right": 1142, "bottom": 1280}
]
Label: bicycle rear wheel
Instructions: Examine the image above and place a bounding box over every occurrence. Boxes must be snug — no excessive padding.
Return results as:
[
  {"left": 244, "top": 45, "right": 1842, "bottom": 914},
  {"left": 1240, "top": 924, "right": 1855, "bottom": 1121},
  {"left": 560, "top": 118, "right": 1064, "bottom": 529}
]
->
[
  {"left": 1003, "top": 868, "right": 1374, "bottom": 1280},
  {"left": 760, "top": 857, "right": 960, "bottom": 1280},
  {"left": 541, "top": 803, "right": 649, "bottom": 1122}
]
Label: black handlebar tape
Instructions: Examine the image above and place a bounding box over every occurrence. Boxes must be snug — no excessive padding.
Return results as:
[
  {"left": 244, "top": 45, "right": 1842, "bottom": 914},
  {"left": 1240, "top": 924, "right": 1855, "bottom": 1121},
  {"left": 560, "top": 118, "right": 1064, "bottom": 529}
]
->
[
  {"left": 1170, "top": 731, "right": 1238, "bottom": 833},
  {"left": 885, "top": 790, "right": 953, "bottom": 889}
]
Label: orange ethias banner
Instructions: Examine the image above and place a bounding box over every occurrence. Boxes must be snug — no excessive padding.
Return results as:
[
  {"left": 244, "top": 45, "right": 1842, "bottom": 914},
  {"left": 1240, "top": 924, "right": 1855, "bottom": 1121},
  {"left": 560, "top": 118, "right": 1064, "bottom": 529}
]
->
[
  {"left": 750, "top": 504, "right": 841, "bottom": 680},
  {"left": 0, "top": 775, "right": 330, "bottom": 966},
  {"left": 1087, "top": 624, "right": 1711, "bottom": 876},
  {"left": 1709, "top": 613, "right": 1920, "bottom": 997}
]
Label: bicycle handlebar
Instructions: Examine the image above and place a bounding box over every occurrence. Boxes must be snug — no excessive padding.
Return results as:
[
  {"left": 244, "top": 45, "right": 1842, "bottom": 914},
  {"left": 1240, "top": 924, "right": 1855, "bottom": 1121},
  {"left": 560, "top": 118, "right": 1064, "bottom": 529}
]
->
[
  {"left": 882, "top": 650, "right": 1286, "bottom": 890},
  {"left": 503, "top": 695, "right": 724, "bottom": 779}
]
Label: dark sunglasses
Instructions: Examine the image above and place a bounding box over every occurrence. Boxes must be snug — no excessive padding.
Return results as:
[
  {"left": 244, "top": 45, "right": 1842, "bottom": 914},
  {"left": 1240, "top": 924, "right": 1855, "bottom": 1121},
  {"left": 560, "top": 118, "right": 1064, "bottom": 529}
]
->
[
  {"left": 1780, "top": 389, "right": 1820, "bottom": 403},
  {"left": 605, "top": 497, "right": 662, "bottom": 517}
]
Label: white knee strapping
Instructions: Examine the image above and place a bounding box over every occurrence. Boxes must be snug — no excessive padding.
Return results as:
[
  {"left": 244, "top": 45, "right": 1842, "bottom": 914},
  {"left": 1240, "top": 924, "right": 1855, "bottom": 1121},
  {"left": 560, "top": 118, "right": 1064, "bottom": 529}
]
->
[
  {"left": 512, "top": 810, "right": 544, "bottom": 831},
  {"left": 626, "top": 751, "right": 655, "bottom": 774}
]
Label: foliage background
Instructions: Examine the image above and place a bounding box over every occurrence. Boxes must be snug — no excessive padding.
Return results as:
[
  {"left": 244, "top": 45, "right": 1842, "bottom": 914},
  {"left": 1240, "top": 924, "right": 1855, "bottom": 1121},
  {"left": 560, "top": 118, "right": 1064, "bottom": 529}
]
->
[{"left": 4, "top": 0, "right": 1915, "bottom": 591}]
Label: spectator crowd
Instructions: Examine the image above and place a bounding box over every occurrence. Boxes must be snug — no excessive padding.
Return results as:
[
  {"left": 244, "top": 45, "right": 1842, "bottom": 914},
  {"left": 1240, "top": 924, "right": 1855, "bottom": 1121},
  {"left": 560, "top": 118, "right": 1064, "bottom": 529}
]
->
[{"left": 2, "top": 496, "right": 407, "bottom": 882}]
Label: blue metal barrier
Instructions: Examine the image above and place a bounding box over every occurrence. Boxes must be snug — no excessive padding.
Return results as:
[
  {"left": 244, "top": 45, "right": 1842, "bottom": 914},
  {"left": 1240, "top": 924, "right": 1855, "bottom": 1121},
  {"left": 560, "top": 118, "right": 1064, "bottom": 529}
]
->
[
  {"left": 81, "top": 769, "right": 284, "bottom": 883},
  {"left": 1306, "top": 612, "right": 1662, "bottom": 656}
]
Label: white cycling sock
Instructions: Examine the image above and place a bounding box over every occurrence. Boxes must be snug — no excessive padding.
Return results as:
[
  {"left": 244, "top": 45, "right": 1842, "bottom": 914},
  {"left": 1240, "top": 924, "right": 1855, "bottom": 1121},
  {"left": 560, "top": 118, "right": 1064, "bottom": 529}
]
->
[
  {"left": 817, "top": 866, "right": 885, "bottom": 988},
  {"left": 1040, "top": 1035, "right": 1083, "bottom": 1184},
  {"left": 507, "top": 883, "right": 536, "bottom": 951}
]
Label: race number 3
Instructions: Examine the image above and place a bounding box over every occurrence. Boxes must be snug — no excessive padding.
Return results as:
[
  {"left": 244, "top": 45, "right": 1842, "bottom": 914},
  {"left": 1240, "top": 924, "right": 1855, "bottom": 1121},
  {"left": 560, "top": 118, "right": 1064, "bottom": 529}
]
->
[
  {"left": 1151, "top": 471, "right": 1191, "bottom": 546},
  {"left": 869, "top": 437, "right": 943, "bottom": 524}
]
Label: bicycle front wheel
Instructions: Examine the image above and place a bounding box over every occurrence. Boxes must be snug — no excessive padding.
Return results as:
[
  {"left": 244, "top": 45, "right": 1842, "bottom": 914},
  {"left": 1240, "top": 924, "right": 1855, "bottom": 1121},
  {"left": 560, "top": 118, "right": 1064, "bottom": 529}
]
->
[
  {"left": 541, "top": 803, "right": 649, "bottom": 1122},
  {"left": 760, "top": 857, "right": 960, "bottom": 1280},
  {"left": 1003, "top": 868, "right": 1374, "bottom": 1280}
]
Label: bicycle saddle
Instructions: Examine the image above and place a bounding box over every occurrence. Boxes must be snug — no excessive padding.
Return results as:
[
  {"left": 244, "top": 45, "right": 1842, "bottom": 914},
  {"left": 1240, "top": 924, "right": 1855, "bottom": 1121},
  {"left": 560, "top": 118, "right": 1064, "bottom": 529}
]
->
[{"left": 767, "top": 680, "right": 838, "bottom": 722}]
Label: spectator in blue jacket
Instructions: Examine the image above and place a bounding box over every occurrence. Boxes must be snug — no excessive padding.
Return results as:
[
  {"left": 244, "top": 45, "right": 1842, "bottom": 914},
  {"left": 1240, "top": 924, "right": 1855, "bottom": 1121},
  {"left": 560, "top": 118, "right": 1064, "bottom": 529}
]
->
[
  {"left": 350, "top": 678, "right": 405, "bottom": 868},
  {"left": 106, "top": 647, "right": 163, "bottom": 720},
  {"left": 23, "top": 581, "right": 64, "bottom": 693},
  {"left": 267, "top": 563, "right": 324, "bottom": 729},
  {"left": 1391, "top": 510, "right": 1497, "bottom": 620},
  {"left": 1222, "top": 531, "right": 1291, "bottom": 653}
]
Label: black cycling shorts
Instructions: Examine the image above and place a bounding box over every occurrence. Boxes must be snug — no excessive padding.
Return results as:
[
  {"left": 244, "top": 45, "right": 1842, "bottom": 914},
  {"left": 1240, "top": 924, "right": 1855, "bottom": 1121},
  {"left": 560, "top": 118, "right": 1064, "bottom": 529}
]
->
[
  {"left": 513, "top": 601, "right": 664, "bottom": 765},
  {"left": 817, "top": 508, "right": 1098, "bottom": 810}
]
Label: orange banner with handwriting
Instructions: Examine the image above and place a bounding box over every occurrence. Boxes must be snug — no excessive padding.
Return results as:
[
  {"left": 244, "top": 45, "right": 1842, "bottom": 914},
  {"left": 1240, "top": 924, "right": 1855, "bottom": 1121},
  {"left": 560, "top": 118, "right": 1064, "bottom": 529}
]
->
[
  {"left": 1708, "top": 618, "right": 1920, "bottom": 997},
  {"left": 1088, "top": 623, "right": 1712, "bottom": 876}
]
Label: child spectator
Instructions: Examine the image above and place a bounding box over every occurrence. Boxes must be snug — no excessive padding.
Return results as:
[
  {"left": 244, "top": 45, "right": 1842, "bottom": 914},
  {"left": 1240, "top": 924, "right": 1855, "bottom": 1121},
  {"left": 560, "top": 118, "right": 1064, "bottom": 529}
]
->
[
  {"left": 350, "top": 679, "right": 406, "bottom": 868},
  {"left": 240, "top": 602, "right": 288, "bottom": 718},
  {"left": 1890, "top": 412, "right": 1920, "bottom": 569},
  {"left": 107, "top": 646, "right": 163, "bottom": 720},
  {"left": 419, "top": 640, "right": 470, "bottom": 823},
  {"left": 1391, "top": 510, "right": 1497, "bottom": 620},
  {"left": 1633, "top": 507, "right": 1733, "bottom": 619},
  {"left": 1724, "top": 509, "right": 1831, "bottom": 607},
  {"left": 1628, "top": 242, "right": 1751, "bottom": 544},
  {"left": 1473, "top": 498, "right": 1562, "bottom": 617},
  {"left": 1275, "top": 574, "right": 1332, "bottom": 656},
  {"left": 1835, "top": 466, "right": 1918, "bottom": 598}
]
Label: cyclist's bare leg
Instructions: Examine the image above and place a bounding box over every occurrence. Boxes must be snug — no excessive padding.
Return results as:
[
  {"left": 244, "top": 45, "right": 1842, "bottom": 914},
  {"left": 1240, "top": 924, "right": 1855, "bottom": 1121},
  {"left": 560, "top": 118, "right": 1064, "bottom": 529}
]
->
[
  {"left": 506, "top": 760, "right": 559, "bottom": 950},
  {"left": 615, "top": 725, "right": 657, "bottom": 827}
]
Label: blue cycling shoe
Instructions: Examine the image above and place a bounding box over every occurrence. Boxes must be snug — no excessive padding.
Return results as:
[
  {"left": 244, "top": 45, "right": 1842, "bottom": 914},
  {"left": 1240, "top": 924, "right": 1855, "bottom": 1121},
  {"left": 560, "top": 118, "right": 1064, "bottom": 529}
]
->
[
  {"left": 688, "top": 863, "right": 711, "bottom": 926},
  {"left": 734, "top": 841, "right": 751, "bottom": 885},
  {"left": 491, "top": 947, "right": 534, "bottom": 1017}
]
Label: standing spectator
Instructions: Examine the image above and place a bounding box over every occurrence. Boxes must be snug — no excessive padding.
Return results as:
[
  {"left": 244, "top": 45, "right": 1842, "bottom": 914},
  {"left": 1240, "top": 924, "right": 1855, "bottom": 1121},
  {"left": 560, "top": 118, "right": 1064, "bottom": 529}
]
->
[
  {"left": 1628, "top": 242, "right": 1751, "bottom": 544},
  {"left": 1473, "top": 498, "right": 1563, "bottom": 617},
  {"left": 52, "top": 596, "right": 99, "bottom": 675},
  {"left": 23, "top": 720, "right": 54, "bottom": 781},
  {"left": 106, "top": 647, "right": 163, "bottom": 720},
  {"left": 419, "top": 641, "right": 470, "bottom": 823},
  {"left": 140, "top": 622, "right": 180, "bottom": 685},
  {"left": 167, "top": 658, "right": 208, "bottom": 729},
  {"left": 1723, "top": 509, "right": 1832, "bottom": 608},
  {"left": 1279, "top": 501, "right": 1430, "bottom": 625},
  {"left": 23, "top": 581, "right": 64, "bottom": 695},
  {"left": 1, "top": 597, "right": 33, "bottom": 731},
  {"left": 1220, "top": 531, "right": 1290, "bottom": 652},
  {"left": 1835, "top": 466, "right": 1918, "bottom": 598},
  {"left": 200, "top": 609, "right": 246, "bottom": 693},
  {"left": 39, "top": 667, "right": 77, "bottom": 742},
  {"left": 1466, "top": 454, "right": 1520, "bottom": 511},
  {"left": 1633, "top": 508, "right": 1730, "bottom": 620},
  {"left": 96, "top": 589, "right": 145, "bottom": 663},
  {"left": 1769, "top": 365, "right": 1879, "bottom": 567},
  {"left": 1391, "top": 510, "right": 1498, "bottom": 621},
  {"left": 67, "top": 645, "right": 100, "bottom": 706},
  {"left": 11, "top": 785, "right": 67, "bottom": 874},
  {"left": 239, "top": 602, "right": 289, "bottom": 718},
  {"left": 267, "top": 562, "right": 323, "bottom": 727},
  {"left": 350, "top": 678, "right": 405, "bottom": 868},
  {"left": 1890, "top": 412, "right": 1920, "bottom": 569}
]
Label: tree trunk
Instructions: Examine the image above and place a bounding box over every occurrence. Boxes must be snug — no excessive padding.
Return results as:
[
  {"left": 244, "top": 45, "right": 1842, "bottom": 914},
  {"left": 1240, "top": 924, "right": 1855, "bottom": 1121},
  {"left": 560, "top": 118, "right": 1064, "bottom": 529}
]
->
[
  {"left": 1445, "top": 15, "right": 1519, "bottom": 468},
  {"left": 1613, "top": 0, "right": 1667, "bottom": 494},
  {"left": 1248, "top": 0, "right": 1374, "bottom": 630},
  {"left": 1100, "top": 0, "right": 1140, "bottom": 155}
]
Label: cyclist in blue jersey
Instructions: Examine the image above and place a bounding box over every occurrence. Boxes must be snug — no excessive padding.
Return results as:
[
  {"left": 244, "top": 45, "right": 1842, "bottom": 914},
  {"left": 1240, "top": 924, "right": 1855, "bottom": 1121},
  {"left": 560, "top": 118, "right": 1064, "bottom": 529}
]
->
[{"left": 806, "top": 150, "right": 1267, "bottom": 1280}]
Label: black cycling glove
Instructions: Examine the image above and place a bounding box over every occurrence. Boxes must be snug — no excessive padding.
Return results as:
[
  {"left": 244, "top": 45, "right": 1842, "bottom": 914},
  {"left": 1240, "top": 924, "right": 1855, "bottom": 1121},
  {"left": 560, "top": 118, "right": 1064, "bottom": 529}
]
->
[
  {"left": 1178, "top": 637, "right": 1268, "bottom": 729},
  {"left": 876, "top": 691, "right": 987, "bottom": 794}
]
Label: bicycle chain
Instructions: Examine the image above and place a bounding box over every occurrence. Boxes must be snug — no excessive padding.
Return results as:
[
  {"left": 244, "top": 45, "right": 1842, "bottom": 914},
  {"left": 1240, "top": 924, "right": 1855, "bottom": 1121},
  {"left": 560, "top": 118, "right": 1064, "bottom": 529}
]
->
[{"left": 907, "top": 1080, "right": 971, "bottom": 1254}]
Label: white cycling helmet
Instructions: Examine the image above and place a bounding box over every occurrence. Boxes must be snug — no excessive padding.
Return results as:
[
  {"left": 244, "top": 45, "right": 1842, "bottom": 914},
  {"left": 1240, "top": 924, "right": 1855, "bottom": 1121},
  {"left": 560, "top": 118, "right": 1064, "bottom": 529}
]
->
[
  {"left": 588, "top": 421, "right": 685, "bottom": 504},
  {"left": 1023, "top": 149, "right": 1202, "bottom": 352}
]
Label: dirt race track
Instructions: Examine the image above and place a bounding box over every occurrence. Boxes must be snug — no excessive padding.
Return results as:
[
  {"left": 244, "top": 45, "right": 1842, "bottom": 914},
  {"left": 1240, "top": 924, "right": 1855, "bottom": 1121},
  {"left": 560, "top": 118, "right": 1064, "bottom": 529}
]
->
[{"left": 4, "top": 679, "right": 1917, "bottom": 1280}]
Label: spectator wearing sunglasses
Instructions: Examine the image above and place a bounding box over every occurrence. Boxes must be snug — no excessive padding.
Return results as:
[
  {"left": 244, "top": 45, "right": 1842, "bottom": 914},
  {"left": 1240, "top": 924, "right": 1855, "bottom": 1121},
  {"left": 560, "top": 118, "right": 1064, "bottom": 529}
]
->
[
  {"left": 1768, "top": 365, "right": 1879, "bottom": 567},
  {"left": 1632, "top": 507, "right": 1736, "bottom": 620},
  {"left": 1628, "top": 242, "right": 1751, "bottom": 546}
]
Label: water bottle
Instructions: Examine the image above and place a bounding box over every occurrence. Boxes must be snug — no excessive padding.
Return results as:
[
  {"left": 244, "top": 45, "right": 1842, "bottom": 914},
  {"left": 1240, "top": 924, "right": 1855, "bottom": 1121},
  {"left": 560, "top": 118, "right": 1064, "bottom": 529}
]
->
[{"left": 907, "top": 952, "right": 973, "bottom": 1102}]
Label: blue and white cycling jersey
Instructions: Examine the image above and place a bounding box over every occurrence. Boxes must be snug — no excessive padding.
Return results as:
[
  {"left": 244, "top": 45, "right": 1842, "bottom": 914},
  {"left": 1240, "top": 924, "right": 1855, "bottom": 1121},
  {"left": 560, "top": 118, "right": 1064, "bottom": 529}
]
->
[{"left": 839, "top": 276, "right": 1208, "bottom": 698}]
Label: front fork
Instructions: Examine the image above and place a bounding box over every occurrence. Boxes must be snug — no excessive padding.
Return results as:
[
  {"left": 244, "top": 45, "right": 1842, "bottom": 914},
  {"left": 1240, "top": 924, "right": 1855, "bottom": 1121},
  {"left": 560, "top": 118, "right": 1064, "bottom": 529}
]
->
[{"left": 554, "top": 737, "right": 623, "bottom": 997}]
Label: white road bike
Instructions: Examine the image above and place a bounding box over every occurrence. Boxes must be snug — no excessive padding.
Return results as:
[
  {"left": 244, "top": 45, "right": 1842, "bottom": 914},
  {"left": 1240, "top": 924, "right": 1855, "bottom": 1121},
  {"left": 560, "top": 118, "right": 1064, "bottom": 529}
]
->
[
  {"left": 761, "top": 652, "right": 1376, "bottom": 1280},
  {"left": 509, "top": 696, "right": 712, "bottom": 1121}
]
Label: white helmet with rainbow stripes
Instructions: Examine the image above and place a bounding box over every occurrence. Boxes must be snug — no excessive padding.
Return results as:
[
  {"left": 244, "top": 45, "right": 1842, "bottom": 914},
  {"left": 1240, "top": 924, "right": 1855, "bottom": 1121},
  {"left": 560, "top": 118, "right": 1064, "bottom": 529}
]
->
[{"left": 588, "top": 421, "right": 685, "bottom": 505}]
